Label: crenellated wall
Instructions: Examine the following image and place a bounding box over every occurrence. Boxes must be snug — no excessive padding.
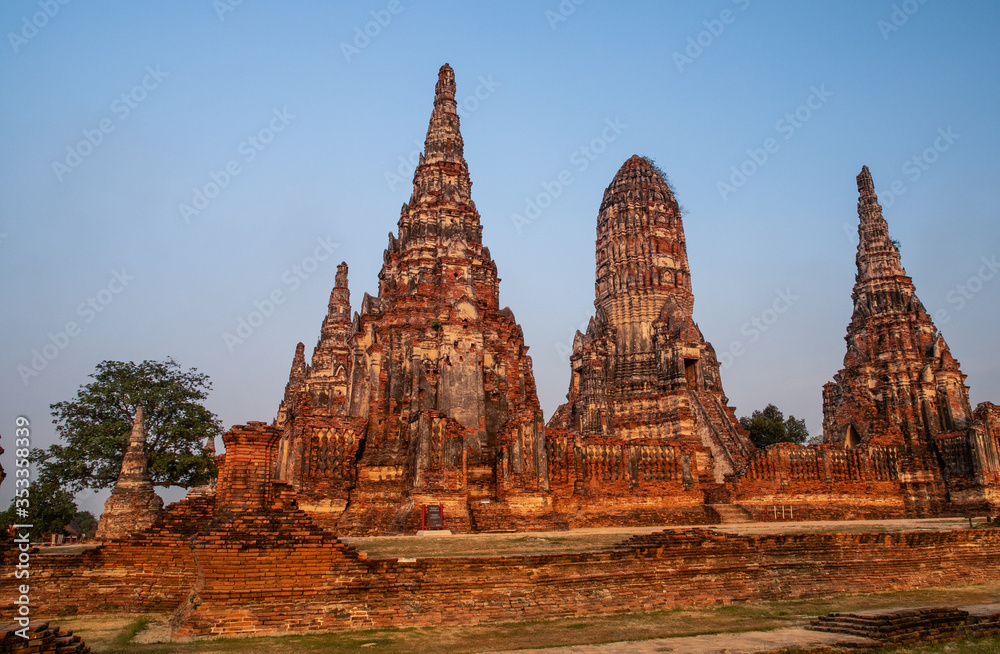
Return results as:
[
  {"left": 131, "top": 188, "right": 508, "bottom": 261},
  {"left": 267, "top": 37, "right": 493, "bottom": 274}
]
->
[{"left": 728, "top": 443, "right": 908, "bottom": 520}]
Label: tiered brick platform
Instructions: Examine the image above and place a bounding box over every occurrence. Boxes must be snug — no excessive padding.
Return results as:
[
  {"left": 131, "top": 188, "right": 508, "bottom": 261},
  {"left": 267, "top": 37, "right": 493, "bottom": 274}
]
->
[
  {"left": 808, "top": 603, "right": 1000, "bottom": 646},
  {"left": 0, "top": 622, "right": 90, "bottom": 653}
]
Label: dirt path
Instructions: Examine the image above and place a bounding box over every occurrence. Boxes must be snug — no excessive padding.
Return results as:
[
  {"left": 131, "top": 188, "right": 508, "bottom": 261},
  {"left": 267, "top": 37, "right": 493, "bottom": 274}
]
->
[
  {"left": 342, "top": 517, "right": 983, "bottom": 559},
  {"left": 486, "top": 627, "right": 875, "bottom": 653}
]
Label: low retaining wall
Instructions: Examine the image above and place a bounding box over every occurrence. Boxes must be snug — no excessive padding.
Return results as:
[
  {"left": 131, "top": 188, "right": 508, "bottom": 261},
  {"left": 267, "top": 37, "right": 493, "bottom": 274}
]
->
[{"left": 4, "top": 525, "right": 999, "bottom": 639}]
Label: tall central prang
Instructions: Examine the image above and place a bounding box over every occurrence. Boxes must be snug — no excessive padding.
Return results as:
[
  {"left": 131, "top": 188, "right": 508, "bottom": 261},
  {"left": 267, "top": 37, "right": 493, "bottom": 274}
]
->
[{"left": 274, "top": 65, "right": 549, "bottom": 534}]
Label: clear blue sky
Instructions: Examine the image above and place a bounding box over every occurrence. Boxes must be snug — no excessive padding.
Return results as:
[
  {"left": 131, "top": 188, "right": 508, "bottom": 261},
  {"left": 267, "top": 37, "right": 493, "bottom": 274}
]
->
[{"left": 2, "top": 1, "right": 999, "bottom": 514}]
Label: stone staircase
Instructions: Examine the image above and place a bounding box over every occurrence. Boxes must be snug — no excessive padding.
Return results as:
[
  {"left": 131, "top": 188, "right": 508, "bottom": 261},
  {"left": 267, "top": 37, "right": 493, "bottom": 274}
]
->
[
  {"left": 1, "top": 622, "right": 91, "bottom": 653},
  {"left": 691, "top": 392, "right": 753, "bottom": 471},
  {"left": 807, "top": 604, "right": 1000, "bottom": 645},
  {"left": 705, "top": 503, "right": 752, "bottom": 524}
]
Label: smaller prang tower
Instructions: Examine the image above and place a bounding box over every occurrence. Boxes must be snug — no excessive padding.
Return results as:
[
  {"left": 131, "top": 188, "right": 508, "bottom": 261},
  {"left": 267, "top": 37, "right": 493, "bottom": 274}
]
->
[
  {"left": 823, "top": 166, "right": 1000, "bottom": 515},
  {"left": 96, "top": 407, "right": 164, "bottom": 540}
]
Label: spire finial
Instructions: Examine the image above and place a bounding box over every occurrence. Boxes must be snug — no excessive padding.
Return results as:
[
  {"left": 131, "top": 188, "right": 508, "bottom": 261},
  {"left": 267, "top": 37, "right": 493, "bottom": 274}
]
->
[
  {"left": 856, "top": 165, "right": 883, "bottom": 220},
  {"left": 854, "top": 166, "right": 905, "bottom": 284},
  {"left": 392, "top": 65, "right": 480, "bottom": 252},
  {"left": 129, "top": 406, "right": 145, "bottom": 446},
  {"left": 419, "top": 63, "right": 464, "bottom": 168},
  {"left": 290, "top": 342, "right": 307, "bottom": 381},
  {"left": 435, "top": 63, "right": 456, "bottom": 103},
  {"left": 335, "top": 262, "right": 348, "bottom": 289},
  {"left": 858, "top": 164, "right": 872, "bottom": 186},
  {"left": 857, "top": 165, "right": 876, "bottom": 207}
]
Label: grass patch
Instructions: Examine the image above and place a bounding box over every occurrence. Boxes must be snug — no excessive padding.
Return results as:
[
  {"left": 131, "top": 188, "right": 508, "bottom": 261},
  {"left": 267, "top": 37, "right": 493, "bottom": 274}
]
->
[
  {"left": 114, "top": 617, "right": 150, "bottom": 646},
  {"left": 871, "top": 633, "right": 1000, "bottom": 653}
]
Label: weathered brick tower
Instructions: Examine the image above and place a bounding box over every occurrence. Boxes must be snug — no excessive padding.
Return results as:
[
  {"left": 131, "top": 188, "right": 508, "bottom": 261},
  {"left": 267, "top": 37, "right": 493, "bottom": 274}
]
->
[
  {"left": 547, "top": 155, "right": 754, "bottom": 525},
  {"left": 275, "top": 64, "right": 550, "bottom": 534},
  {"left": 95, "top": 407, "right": 163, "bottom": 540},
  {"left": 822, "top": 166, "right": 1000, "bottom": 514}
]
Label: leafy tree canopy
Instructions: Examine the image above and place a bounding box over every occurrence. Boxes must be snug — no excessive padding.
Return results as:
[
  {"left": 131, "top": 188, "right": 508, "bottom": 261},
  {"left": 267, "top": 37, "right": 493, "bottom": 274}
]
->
[
  {"left": 39, "top": 358, "right": 220, "bottom": 493},
  {"left": 739, "top": 403, "right": 809, "bottom": 449},
  {"left": 0, "top": 480, "right": 77, "bottom": 537}
]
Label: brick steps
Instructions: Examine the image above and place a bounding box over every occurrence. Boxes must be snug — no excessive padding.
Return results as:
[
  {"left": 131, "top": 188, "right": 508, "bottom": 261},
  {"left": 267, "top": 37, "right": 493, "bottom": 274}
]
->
[
  {"left": 807, "top": 605, "right": 1000, "bottom": 645},
  {"left": 692, "top": 392, "right": 753, "bottom": 470},
  {"left": 705, "top": 503, "right": 752, "bottom": 523},
  {"left": 0, "top": 622, "right": 91, "bottom": 653}
]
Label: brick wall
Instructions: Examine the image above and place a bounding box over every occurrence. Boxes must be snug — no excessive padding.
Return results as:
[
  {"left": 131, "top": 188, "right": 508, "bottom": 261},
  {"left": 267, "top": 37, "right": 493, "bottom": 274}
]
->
[
  {"left": 8, "top": 520, "right": 998, "bottom": 639},
  {"left": 176, "top": 527, "right": 1000, "bottom": 637}
]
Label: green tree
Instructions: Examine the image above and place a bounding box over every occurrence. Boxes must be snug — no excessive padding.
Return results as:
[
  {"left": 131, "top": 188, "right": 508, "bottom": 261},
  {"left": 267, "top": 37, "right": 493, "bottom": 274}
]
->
[
  {"left": 739, "top": 403, "right": 809, "bottom": 449},
  {"left": 70, "top": 510, "right": 97, "bottom": 539},
  {"left": 37, "top": 358, "right": 220, "bottom": 494},
  {"left": 0, "top": 480, "right": 77, "bottom": 537}
]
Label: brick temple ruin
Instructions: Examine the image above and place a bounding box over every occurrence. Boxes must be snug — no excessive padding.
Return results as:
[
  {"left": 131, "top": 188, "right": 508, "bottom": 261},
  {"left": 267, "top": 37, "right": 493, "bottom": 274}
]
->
[
  {"left": 271, "top": 63, "right": 550, "bottom": 535},
  {"left": 546, "top": 154, "right": 755, "bottom": 526},
  {"left": 3, "top": 64, "right": 1000, "bottom": 639},
  {"left": 94, "top": 407, "right": 163, "bottom": 540},
  {"left": 726, "top": 167, "right": 1000, "bottom": 521},
  {"left": 225, "top": 66, "right": 997, "bottom": 533}
]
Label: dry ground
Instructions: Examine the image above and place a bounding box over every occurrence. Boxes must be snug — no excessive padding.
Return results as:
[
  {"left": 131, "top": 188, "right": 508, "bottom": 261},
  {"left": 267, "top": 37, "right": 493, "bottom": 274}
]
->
[
  {"left": 38, "top": 518, "right": 999, "bottom": 654},
  {"left": 339, "top": 517, "right": 983, "bottom": 559}
]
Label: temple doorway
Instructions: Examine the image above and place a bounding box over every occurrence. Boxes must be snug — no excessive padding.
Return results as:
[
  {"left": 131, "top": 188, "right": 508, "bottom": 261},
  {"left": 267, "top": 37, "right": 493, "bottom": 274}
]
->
[{"left": 684, "top": 358, "right": 698, "bottom": 389}]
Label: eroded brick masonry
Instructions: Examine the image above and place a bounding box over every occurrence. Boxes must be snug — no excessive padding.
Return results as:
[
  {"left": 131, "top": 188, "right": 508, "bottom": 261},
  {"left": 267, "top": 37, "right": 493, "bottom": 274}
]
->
[
  {"left": 4, "top": 64, "right": 1000, "bottom": 640},
  {"left": 94, "top": 407, "right": 163, "bottom": 540},
  {"left": 271, "top": 64, "right": 549, "bottom": 535},
  {"left": 546, "top": 155, "right": 755, "bottom": 526},
  {"left": 237, "top": 67, "right": 999, "bottom": 530}
]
